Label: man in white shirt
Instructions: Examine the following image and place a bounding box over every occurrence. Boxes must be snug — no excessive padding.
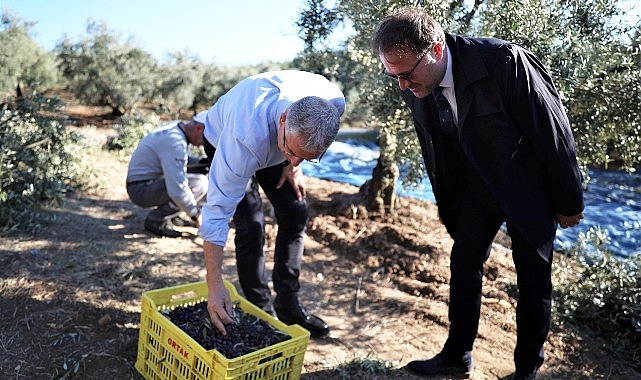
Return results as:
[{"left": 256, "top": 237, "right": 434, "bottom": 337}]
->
[
  {"left": 126, "top": 112, "right": 208, "bottom": 237},
  {"left": 199, "top": 70, "right": 345, "bottom": 338}
]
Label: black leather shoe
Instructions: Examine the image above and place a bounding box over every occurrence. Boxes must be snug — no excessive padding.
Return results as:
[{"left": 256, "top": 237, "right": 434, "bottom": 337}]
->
[
  {"left": 144, "top": 218, "right": 182, "bottom": 238},
  {"left": 407, "top": 352, "right": 473, "bottom": 379},
  {"left": 274, "top": 303, "right": 330, "bottom": 338}
]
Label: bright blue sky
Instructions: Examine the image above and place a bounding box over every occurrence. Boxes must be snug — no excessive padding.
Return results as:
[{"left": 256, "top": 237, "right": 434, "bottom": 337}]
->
[
  {"left": 0, "top": 0, "right": 308, "bottom": 66},
  {"left": 3, "top": 0, "right": 638, "bottom": 66}
]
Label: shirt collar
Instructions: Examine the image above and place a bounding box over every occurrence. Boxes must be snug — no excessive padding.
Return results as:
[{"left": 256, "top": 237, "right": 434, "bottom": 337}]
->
[
  {"left": 439, "top": 44, "right": 454, "bottom": 89},
  {"left": 176, "top": 121, "right": 189, "bottom": 143}
]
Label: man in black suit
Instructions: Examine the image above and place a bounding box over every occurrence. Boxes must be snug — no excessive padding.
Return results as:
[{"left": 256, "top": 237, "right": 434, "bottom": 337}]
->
[{"left": 372, "top": 6, "right": 584, "bottom": 380}]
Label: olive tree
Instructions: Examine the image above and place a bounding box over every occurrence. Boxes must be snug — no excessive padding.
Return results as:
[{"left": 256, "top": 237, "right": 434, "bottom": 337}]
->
[
  {"left": 0, "top": 10, "right": 59, "bottom": 98},
  {"left": 0, "top": 95, "right": 83, "bottom": 231},
  {"left": 193, "top": 62, "right": 286, "bottom": 111},
  {"left": 552, "top": 0, "right": 640, "bottom": 171},
  {"left": 475, "top": 0, "right": 641, "bottom": 171},
  {"left": 155, "top": 51, "right": 207, "bottom": 115},
  {"left": 55, "top": 21, "right": 158, "bottom": 115},
  {"left": 297, "top": 0, "right": 641, "bottom": 218},
  {"left": 296, "top": 0, "right": 459, "bottom": 216}
]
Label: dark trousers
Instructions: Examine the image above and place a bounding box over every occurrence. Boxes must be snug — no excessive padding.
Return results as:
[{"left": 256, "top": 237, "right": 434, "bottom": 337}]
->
[
  {"left": 441, "top": 174, "right": 553, "bottom": 374},
  {"left": 232, "top": 164, "right": 309, "bottom": 310}
]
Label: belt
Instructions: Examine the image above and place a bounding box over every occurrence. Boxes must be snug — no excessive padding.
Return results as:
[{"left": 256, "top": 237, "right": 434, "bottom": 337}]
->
[{"left": 126, "top": 179, "right": 152, "bottom": 186}]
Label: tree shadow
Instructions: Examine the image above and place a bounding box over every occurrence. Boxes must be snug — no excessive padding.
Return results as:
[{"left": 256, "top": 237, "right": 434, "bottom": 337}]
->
[{"left": 0, "top": 292, "right": 142, "bottom": 379}]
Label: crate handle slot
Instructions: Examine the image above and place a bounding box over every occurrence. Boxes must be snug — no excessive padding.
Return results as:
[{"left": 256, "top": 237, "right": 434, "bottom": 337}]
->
[{"left": 258, "top": 352, "right": 283, "bottom": 365}]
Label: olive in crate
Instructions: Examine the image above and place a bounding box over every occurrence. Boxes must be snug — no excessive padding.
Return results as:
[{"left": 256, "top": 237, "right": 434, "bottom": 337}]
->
[{"left": 164, "top": 301, "right": 291, "bottom": 359}]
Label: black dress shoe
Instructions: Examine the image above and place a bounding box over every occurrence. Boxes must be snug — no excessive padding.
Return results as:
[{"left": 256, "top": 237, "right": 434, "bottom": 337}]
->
[
  {"left": 274, "top": 302, "right": 330, "bottom": 338},
  {"left": 144, "top": 218, "right": 182, "bottom": 238},
  {"left": 407, "top": 352, "right": 473, "bottom": 379}
]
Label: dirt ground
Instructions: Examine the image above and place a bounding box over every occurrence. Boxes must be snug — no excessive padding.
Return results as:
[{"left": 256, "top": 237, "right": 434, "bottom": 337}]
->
[{"left": 1, "top": 122, "right": 639, "bottom": 380}]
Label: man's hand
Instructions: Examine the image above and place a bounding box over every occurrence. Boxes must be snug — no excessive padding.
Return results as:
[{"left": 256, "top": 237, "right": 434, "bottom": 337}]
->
[
  {"left": 556, "top": 212, "right": 584, "bottom": 228},
  {"left": 203, "top": 241, "right": 234, "bottom": 334},
  {"left": 276, "top": 163, "right": 306, "bottom": 201},
  {"left": 191, "top": 212, "right": 201, "bottom": 228},
  {"left": 205, "top": 278, "right": 234, "bottom": 335}
]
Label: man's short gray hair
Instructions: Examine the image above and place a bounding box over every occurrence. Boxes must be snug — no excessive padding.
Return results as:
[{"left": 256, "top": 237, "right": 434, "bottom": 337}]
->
[{"left": 285, "top": 96, "right": 341, "bottom": 153}]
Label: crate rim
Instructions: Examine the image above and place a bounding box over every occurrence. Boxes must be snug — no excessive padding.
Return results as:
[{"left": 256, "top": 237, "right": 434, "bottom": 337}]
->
[{"left": 140, "top": 280, "right": 310, "bottom": 361}]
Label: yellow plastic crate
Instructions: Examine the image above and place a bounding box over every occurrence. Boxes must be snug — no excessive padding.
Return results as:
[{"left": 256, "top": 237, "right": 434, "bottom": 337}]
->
[{"left": 135, "top": 280, "right": 310, "bottom": 380}]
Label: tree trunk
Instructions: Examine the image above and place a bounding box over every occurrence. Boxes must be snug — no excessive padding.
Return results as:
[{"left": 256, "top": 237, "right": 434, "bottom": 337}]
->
[
  {"left": 359, "top": 127, "right": 399, "bottom": 218},
  {"left": 361, "top": 158, "right": 399, "bottom": 218}
]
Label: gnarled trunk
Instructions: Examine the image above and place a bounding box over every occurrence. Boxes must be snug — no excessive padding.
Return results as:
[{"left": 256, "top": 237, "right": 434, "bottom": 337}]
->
[{"left": 359, "top": 127, "right": 399, "bottom": 218}]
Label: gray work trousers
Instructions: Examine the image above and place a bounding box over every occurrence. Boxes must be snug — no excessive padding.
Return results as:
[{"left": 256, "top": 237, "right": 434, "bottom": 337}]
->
[{"left": 126, "top": 173, "right": 207, "bottom": 221}]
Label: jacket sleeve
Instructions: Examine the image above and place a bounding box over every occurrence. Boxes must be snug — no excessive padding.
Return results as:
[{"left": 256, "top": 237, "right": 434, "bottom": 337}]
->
[{"left": 506, "top": 44, "right": 584, "bottom": 216}]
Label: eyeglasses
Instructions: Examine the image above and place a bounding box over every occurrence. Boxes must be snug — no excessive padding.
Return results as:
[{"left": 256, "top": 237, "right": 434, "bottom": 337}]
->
[
  {"left": 382, "top": 50, "right": 427, "bottom": 81},
  {"left": 283, "top": 125, "right": 325, "bottom": 164}
]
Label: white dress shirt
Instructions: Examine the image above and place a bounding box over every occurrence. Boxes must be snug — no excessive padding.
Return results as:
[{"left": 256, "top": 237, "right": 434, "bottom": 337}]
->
[
  {"left": 439, "top": 46, "right": 458, "bottom": 126},
  {"left": 199, "top": 70, "right": 345, "bottom": 246}
]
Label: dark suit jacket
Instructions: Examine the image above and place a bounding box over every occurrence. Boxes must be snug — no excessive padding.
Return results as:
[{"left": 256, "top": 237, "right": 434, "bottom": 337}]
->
[{"left": 402, "top": 34, "right": 584, "bottom": 252}]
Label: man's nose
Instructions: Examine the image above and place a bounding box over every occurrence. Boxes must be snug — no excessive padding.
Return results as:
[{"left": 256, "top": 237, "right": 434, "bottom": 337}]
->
[
  {"left": 397, "top": 77, "right": 411, "bottom": 90},
  {"left": 289, "top": 157, "right": 304, "bottom": 166}
]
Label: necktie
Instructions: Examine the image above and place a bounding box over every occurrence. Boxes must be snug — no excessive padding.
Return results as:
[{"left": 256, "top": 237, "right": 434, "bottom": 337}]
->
[{"left": 432, "top": 86, "right": 456, "bottom": 135}]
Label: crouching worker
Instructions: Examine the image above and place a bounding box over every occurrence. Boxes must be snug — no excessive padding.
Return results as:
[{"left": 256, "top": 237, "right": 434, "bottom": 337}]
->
[{"left": 126, "top": 111, "right": 208, "bottom": 237}]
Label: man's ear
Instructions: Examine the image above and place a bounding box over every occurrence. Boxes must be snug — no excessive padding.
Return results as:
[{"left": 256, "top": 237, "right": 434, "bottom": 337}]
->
[
  {"left": 434, "top": 42, "right": 444, "bottom": 59},
  {"left": 280, "top": 112, "right": 287, "bottom": 124}
]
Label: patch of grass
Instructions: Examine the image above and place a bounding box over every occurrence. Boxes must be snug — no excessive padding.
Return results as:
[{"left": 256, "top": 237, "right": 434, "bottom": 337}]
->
[
  {"left": 322, "top": 352, "right": 398, "bottom": 379},
  {"left": 554, "top": 226, "right": 641, "bottom": 372}
]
